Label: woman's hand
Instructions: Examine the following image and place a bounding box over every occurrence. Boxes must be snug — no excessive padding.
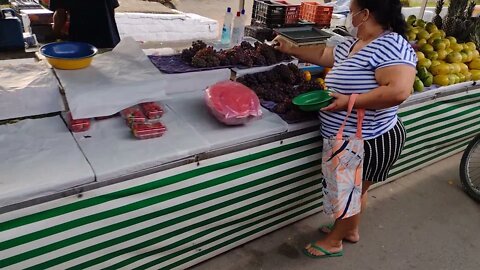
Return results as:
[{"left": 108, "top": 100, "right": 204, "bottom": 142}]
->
[
  {"left": 272, "top": 36, "right": 335, "bottom": 67},
  {"left": 321, "top": 92, "right": 349, "bottom": 112},
  {"left": 272, "top": 36, "right": 295, "bottom": 55}
]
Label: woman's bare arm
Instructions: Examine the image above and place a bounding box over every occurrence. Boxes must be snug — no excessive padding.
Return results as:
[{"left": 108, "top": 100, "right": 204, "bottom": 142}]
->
[
  {"left": 355, "top": 65, "right": 416, "bottom": 109},
  {"left": 273, "top": 36, "right": 335, "bottom": 68}
]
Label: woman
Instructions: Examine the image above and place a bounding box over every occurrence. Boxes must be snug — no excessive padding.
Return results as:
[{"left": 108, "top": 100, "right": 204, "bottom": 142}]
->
[
  {"left": 49, "top": 0, "right": 121, "bottom": 48},
  {"left": 275, "top": 0, "right": 417, "bottom": 258}
]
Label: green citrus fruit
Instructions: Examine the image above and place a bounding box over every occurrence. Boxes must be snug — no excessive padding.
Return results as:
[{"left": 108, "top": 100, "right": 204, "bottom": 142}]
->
[
  {"left": 433, "top": 74, "right": 450, "bottom": 86},
  {"left": 446, "top": 51, "right": 463, "bottom": 63},
  {"left": 417, "top": 58, "right": 432, "bottom": 69}
]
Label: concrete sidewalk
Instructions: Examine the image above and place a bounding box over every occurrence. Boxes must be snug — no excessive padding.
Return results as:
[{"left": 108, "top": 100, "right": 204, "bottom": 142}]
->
[{"left": 190, "top": 153, "right": 480, "bottom": 270}]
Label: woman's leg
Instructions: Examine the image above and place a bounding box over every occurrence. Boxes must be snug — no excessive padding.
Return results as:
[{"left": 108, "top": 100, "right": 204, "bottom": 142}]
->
[
  {"left": 307, "top": 121, "right": 406, "bottom": 255},
  {"left": 305, "top": 181, "right": 373, "bottom": 255}
]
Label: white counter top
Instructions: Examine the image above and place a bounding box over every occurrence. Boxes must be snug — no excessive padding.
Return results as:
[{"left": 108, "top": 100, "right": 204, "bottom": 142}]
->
[{"left": 0, "top": 116, "right": 94, "bottom": 208}]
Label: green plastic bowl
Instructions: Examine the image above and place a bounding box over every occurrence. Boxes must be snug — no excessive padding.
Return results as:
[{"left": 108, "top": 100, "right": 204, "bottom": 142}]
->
[{"left": 292, "top": 90, "right": 333, "bottom": 111}]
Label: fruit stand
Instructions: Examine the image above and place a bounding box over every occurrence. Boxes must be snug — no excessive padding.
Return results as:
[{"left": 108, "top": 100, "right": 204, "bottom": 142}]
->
[
  {"left": 1, "top": 79, "right": 479, "bottom": 270},
  {"left": 1, "top": 2, "right": 480, "bottom": 270}
]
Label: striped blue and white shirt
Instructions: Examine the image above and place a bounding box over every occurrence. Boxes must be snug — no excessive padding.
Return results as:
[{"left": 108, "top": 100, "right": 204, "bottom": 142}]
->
[{"left": 320, "top": 32, "right": 417, "bottom": 140}]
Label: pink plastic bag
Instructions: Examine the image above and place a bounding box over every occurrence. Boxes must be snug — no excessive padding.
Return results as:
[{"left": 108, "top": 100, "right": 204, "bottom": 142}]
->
[{"left": 205, "top": 81, "right": 262, "bottom": 125}]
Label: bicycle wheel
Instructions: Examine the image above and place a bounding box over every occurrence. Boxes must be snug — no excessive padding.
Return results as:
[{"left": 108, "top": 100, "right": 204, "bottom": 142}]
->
[{"left": 459, "top": 134, "right": 480, "bottom": 202}]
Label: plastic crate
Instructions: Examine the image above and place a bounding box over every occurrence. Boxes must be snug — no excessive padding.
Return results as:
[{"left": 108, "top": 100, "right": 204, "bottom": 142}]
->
[
  {"left": 254, "top": 0, "right": 286, "bottom": 16},
  {"left": 299, "top": 2, "right": 333, "bottom": 27},
  {"left": 245, "top": 25, "right": 276, "bottom": 42},
  {"left": 274, "top": 1, "right": 300, "bottom": 25},
  {"left": 252, "top": 0, "right": 286, "bottom": 27},
  {"left": 252, "top": 0, "right": 265, "bottom": 21},
  {"left": 252, "top": 14, "right": 285, "bottom": 28}
]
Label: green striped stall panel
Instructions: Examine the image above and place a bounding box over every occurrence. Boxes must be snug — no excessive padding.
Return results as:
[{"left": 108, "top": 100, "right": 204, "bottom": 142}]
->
[
  {"left": 2, "top": 89, "right": 479, "bottom": 270},
  {"left": 391, "top": 88, "right": 480, "bottom": 179},
  {"left": 0, "top": 131, "right": 324, "bottom": 270}
]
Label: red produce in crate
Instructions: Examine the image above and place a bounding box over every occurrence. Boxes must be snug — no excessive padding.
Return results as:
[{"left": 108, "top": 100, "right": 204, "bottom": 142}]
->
[
  {"left": 205, "top": 81, "right": 262, "bottom": 125},
  {"left": 131, "top": 122, "right": 167, "bottom": 140},
  {"left": 121, "top": 107, "right": 146, "bottom": 126},
  {"left": 140, "top": 102, "right": 164, "bottom": 119},
  {"left": 275, "top": 1, "right": 300, "bottom": 25},
  {"left": 67, "top": 112, "right": 91, "bottom": 133}
]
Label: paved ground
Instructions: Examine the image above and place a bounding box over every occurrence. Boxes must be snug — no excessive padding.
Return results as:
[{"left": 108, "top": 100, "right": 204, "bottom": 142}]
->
[{"left": 190, "top": 153, "right": 480, "bottom": 270}]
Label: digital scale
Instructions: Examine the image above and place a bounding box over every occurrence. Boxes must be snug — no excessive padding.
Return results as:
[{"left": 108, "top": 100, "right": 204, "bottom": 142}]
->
[{"left": 274, "top": 26, "right": 350, "bottom": 46}]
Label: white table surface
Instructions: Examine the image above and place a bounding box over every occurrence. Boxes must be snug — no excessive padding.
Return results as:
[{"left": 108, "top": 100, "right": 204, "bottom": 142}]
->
[{"left": 0, "top": 116, "right": 94, "bottom": 208}]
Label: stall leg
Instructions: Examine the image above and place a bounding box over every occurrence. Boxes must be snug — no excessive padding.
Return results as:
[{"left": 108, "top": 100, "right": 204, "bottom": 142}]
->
[{"left": 418, "top": 0, "right": 428, "bottom": 20}]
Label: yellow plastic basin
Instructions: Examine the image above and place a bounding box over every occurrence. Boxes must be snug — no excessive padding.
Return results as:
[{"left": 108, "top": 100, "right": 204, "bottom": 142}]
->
[{"left": 40, "top": 42, "right": 98, "bottom": 70}]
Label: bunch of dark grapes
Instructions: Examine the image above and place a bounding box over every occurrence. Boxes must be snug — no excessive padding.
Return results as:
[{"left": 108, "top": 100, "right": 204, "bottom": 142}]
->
[
  {"left": 236, "top": 76, "right": 246, "bottom": 85},
  {"left": 275, "top": 50, "right": 291, "bottom": 62},
  {"left": 265, "top": 70, "right": 280, "bottom": 83},
  {"left": 243, "top": 74, "right": 259, "bottom": 86},
  {"left": 273, "top": 64, "right": 296, "bottom": 84},
  {"left": 245, "top": 50, "right": 266, "bottom": 66},
  {"left": 287, "top": 63, "right": 304, "bottom": 83},
  {"left": 240, "top": 41, "right": 255, "bottom": 51},
  {"left": 181, "top": 40, "right": 207, "bottom": 63},
  {"left": 256, "top": 43, "right": 277, "bottom": 65},
  {"left": 234, "top": 64, "right": 317, "bottom": 121},
  {"left": 217, "top": 50, "right": 231, "bottom": 66},
  {"left": 256, "top": 72, "right": 268, "bottom": 84},
  {"left": 253, "top": 53, "right": 267, "bottom": 66},
  {"left": 252, "top": 86, "right": 266, "bottom": 98},
  {"left": 182, "top": 40, "right": 291, "bottom": 68},
  {"left": 233, "top": 47, "right": 255, "bottom": 67},
  {"left": 303, "top": 80, "right": 322, "bottom": 91},
  {"left": 191, "top": 47, "right": 221, "bottom": 68}
]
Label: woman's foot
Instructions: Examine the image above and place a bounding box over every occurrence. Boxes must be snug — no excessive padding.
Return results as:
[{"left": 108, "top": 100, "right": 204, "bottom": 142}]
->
[
  {"left": 304, "top": 239, "right": 343, "bottom": 257},
  {"left": 320, "top": 225, "right": 360, "bottom": 243}
]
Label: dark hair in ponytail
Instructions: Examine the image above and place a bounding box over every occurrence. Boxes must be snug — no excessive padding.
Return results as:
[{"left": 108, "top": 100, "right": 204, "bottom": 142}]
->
[{"left": 356, "top": 0, "right": 407, "bottom": 38}]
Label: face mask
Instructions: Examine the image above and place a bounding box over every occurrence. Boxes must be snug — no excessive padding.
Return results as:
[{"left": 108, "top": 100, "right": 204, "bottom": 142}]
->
[{"left": 345, "top": 10, "right": 365, "bottom": 37}]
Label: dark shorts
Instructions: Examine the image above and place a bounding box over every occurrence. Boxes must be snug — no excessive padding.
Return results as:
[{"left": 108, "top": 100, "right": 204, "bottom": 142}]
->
[{"left": 363, "top": 120, "right": 406, "bottom": 182}]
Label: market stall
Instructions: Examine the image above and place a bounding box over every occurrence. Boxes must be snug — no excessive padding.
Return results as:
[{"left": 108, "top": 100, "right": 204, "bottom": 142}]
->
[
  {"left": 1, "top": 1, "right": 480, "bottom": 269},
  {"left": 0, "top": 80, "right": 478, "bottom": 270}
]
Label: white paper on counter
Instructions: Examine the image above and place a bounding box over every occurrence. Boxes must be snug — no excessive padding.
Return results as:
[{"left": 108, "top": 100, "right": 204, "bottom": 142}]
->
[
  {"left": 55, "top": 37, "right": 168, "bottom": 119},
  {"left": 165, "top": 91, "right": 289, "bottom": 151},
  {"left": 0, "top": 116, "right": 95, "bottom": 208},
  {"left": 232, "top": 59, "right": 299, "bottom": 78},
  {"left": 0, "top": 61, "right": 64, "bottom": 121},
  {"left": 71, "top": 105, "right": 210, "bottom": 181},
  {"left": 56, "top": 37, "right": 231, "bottom": 119}
]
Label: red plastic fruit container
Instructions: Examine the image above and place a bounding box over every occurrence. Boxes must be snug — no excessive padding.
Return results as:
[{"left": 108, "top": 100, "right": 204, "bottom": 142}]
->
[
  {"left": 275, "top": 1, "right": 300, "bottom": 25},
  {"left": 140, "top": 102, "right": 164, "bottom": 119},
  {"left": 131, "top": 122, "right": 167, "bottom": 140},
  {"left": 67, "top": 112, "right": 91, "bottom": 133},
  {"left": 205, "top": 81, "right": 262, "bottom": 126},
  {"left": 121, "top": 107, "right": 146, "bottom": 126},
  {"left": 299, "top": 2, "right": 333, "bottom": 27}
]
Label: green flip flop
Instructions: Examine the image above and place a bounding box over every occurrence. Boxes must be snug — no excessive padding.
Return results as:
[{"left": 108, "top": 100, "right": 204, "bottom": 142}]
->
[
  {"left": 319, "top": 224, "right": 359, "bottom": 244},
  {"left": 303, "top": 243, "right": 344, "bottom": 259}
]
